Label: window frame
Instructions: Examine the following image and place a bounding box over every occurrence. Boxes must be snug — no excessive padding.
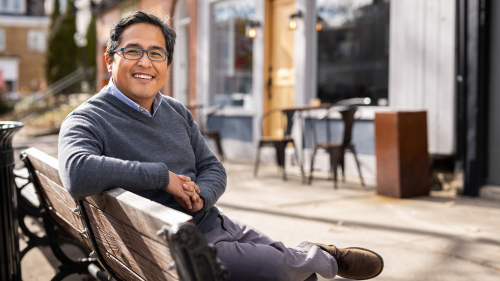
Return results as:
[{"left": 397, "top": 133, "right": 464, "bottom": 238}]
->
[
  {"left": 314, "top": 0, "right": 391, "bottom": 107},
  {"left": 0, "top": 0, "right": 26, "bottom": 14},
  {"left": 0, "top": 29, "right": 5, "bottom": 51},
  {"left": 27, "top": 30, "right": 47, "bottom": 53},
  {"left": 208, "top": 0, "right": 257, "bottom": 110}
]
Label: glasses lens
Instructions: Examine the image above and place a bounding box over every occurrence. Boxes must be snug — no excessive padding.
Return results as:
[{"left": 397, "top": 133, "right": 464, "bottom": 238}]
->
[
  {"left": 123, "top": 47, "right": 142, "bottom": 59},
  {"left": 148, "top": 49, "right": 167, "bottom": 61}
]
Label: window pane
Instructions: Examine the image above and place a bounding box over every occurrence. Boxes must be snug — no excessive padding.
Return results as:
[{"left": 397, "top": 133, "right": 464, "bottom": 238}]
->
[
  {"left": 0, "top": 29, "right": 5, "bottom": 51},
  {"left": 27, "top": 30, "right": 46, "bottom": 52},
  {"left": 316, "top": 0, "right": 390, "bottom": 106},
  {"left": 210, "top": 0, "right": 255, "bottom": 108}
]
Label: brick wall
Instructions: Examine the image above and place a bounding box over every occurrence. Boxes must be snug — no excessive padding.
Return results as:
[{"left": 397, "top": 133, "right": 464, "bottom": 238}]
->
[
  {"left": 0, "top": 25, "right": 46, "bottom": 93},
  {"left": 96, "top": 8, "right": 120, "bottom": 89}
]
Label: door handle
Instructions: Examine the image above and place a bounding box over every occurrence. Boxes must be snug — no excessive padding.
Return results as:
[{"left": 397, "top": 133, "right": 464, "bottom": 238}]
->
[{"left": 267, "top": 66, "right": 272, "bottom": 99}]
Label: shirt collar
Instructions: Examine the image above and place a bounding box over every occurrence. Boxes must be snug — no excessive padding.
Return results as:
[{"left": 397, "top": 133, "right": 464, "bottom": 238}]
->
[{"left": 106, "top": 78, "right": 162, "bottom": 117}]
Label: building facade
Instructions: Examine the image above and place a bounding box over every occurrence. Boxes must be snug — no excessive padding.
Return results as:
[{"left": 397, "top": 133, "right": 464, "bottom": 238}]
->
[
  {"left": 94, "top": 0, "right": 499, "bottom": 197},
  {"left": 0, "top": 0, "right": 48, "bottom": 99},
  {"left": 197, "top": 0, "right": 451, "bottom": 182}
]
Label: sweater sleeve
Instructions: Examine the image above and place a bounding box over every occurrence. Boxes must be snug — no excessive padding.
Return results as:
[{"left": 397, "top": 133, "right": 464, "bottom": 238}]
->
[
  {"left": 182, "top": 107, "right": 227, "bottom": 213},
  {"left": 58, "top": 114, "right": 170, "bottom": 199}
]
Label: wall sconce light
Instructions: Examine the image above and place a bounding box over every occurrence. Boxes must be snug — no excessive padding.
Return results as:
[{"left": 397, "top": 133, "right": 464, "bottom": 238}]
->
[
  {"left": 316, "top": 16, "right": 325, "bottom": 31},
  {"left": 246, "top": 20, "right": 261, "bottom": 38},
  {"left": 289, "top": 11, "right": 303, "bottom": 30}
]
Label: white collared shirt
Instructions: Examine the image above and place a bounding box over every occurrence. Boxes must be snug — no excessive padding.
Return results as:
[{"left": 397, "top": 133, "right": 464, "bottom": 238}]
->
[{"left": 106, "top": 78, "right": 162, "bottom": 117}]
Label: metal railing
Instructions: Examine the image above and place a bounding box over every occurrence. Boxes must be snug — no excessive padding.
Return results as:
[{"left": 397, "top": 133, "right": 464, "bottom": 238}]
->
[{"left": 11, "top": 67, "right": 96, "bottom": 123}]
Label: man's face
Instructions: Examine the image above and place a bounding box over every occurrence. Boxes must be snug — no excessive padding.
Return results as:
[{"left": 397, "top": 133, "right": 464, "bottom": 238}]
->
[{"left": 105, "top": 23, "right": 168, "bottom": 109}]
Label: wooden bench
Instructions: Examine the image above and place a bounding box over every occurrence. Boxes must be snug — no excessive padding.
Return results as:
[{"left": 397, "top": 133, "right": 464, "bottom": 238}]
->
[{"left": 19, "top": 147, "right": 230, "bottom": 281}]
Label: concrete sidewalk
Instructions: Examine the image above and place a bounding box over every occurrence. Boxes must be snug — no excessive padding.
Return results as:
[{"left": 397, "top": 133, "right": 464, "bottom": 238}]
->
[{"left": 13, "top": 134, "right": 500, "bottom": 280}]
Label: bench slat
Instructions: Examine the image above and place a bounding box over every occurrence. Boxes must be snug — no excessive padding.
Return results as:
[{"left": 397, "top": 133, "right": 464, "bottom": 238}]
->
[
  {"left": 35, "top": 172, "right": 85, "bottom": 232},
  {"left": 85, "top": 188, "right": 192, "bottom": 244},
  {"left": 84, "top": 202, "right": 175, "bottom": 268},
  {"left": 25, "top": 147, "right": 63, "bottom": 186},
  {"left": 96, "top": 245, "right": 146, "bottom": 281},
  {"left": 35, "top": 171, "right": 77, "bottom": 210},
  {"left": 90, "top": 222, "right": 177, "bottom": 281},
  {"left": 50, "top": 209, "right": 90, "bottom": 249}
]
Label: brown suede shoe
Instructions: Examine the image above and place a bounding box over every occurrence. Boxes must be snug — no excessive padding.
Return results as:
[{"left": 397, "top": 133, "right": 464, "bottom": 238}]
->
[{"left": 315, "top": 243, "right": 384, "bottom": 280}]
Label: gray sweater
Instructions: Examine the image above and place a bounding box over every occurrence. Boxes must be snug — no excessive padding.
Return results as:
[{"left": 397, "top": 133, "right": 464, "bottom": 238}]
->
[{"left": 58, "top": 88, "right": 227, "bottom": 233}]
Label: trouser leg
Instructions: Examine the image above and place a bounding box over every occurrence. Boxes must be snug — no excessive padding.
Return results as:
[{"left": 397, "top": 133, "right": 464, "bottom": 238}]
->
[{"left": 204, "top": 214, "right": 337, "bottom": 281}]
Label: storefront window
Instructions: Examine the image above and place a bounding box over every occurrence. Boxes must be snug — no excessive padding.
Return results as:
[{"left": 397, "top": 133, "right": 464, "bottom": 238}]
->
[
  {"left": 210, "top": 0, "right": 255, "bottom": 108},
  {"left": 316, "top": 0, "right": 390, "bottom": 106}
]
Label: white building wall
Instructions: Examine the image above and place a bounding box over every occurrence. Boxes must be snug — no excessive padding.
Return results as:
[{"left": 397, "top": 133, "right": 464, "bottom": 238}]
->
[
  {"left": 389, "top": 0, "right": 456, "bottom": 155},
  {"left": 197, "top": 0, "right": 264, "bottom": 160},
  {"left": 197, "top": 0, "right": 457, "bottom": 167}
]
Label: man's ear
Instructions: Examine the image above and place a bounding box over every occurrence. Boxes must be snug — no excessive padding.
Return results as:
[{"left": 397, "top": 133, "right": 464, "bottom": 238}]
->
[{"left": 105, "top": 54, "right": 113, "bottom": 74}]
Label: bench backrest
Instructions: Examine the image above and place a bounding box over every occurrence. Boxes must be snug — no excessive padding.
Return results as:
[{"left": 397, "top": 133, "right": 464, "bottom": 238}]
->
[{"left": 23, "top": 147, "right": 202, "bottom": 281}]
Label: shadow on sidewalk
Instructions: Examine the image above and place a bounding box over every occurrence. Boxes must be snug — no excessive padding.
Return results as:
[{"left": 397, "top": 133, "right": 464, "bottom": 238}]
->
[{"left": 216, "top": 202, "right": 500, "bottom": 248}]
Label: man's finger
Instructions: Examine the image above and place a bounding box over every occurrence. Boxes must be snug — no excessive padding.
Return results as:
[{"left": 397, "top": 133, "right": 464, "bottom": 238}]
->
[
  {"left": 191, "top": 193, "right": 199, "bottom": 203},
  {"left": 187, "top": 182, "right": 200, "bottom": 193},
  {"left": 181, "top": 193, "right": 192, "bottom": 209},
  {"left": 177, "top": 174, "right": 191, "bottom": 182},
  {"left": 183, "top": 183, "right": 200, "bottom": 194}
]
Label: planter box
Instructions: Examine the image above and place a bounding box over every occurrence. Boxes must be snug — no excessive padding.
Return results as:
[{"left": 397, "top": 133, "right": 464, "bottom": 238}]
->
[{"left": 374, "top": 111, "right": 430, "bottom": 198}]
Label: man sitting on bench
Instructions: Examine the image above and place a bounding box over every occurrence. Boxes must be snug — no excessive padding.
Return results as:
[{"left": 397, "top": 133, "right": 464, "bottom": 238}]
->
[{"left": 58, "top": 11, "right": 383, "bottom": 281}]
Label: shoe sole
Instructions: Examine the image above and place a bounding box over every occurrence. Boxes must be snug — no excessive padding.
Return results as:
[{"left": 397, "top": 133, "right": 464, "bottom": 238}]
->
[{"left": 345, "top": 247, "right": 384, "bottom": 280}]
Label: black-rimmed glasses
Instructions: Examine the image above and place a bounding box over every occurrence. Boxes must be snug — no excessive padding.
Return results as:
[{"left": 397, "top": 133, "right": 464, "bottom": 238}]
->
[{"left": 113, "top": 47, "right": 168, "bottom": 62}]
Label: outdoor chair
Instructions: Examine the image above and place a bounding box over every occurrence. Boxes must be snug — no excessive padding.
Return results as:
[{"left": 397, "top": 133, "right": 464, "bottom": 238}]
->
[
  {"left": 254, "top": 108, "right": 304, "bottom": 181},
  {"left": 308, "top": 106, "right": 365, "bottom": 188},
  {"left": 188, "top": 104, "right": 225, "bottom": 161}
]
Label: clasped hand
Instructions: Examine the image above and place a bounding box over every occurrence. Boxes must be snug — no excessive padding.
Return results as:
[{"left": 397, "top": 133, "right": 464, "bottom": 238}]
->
[{"left": 165, "top": 171, "right": 204, "bottom": 212}]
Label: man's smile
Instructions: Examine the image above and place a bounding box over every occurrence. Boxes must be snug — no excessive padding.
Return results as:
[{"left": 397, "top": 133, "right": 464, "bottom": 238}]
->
[{"left": 133, "top": 73, "right": 154, "bottom": 80}]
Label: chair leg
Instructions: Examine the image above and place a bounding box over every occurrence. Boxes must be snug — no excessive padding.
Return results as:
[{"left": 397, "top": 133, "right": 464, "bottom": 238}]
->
[
  {"left": 329, "top": 148, "right": 341, "bottom": 189},
  {"left": 340, "top": 152, "right": 346, "bottom": 182},
  {"left": 309, "top": 147, "right": 318, "bottom": 185},
  {"left": 275, "top": 142, "right": 287, "bottom": 180},
  {"left": 292, "top": 142, "right": 305, "bottom": 183},
  {"left": 254, "top": 144, "right": 262, "bottom": 177},
  {"left": 213, "top": 133, "right": 225, "bottom": 161},
  {"left": 350, "top": 145, "right": 365, "bottom": 186}
]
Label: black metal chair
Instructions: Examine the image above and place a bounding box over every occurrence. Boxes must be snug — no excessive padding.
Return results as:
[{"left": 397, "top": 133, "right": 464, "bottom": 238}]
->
[
  {"left": 308, "top": 106, "right": 365, "bottom": 188},
  {"left": 254, "top": 108, "right": 304, "bottom": 181}
]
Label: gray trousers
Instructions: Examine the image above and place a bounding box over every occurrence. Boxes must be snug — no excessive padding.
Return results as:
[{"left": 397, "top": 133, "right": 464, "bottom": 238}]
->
[{"left": 204, "top": 214, "right": 338, "bottom": 281}]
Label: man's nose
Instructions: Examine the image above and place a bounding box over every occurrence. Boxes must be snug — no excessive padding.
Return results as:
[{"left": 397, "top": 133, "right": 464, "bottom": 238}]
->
[{"left": 137, "top": 51, "right": 152, "bottom": 67}]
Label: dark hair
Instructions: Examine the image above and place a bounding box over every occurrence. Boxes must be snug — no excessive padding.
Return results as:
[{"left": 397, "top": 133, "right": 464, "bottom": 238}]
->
[{"left": 105, "top": 11, "right": 176, "bottom": 66}]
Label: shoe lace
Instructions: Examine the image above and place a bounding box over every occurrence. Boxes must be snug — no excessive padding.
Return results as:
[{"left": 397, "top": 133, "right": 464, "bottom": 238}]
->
[{"left": 334, "top": 248, "right": 350, "bottom": 272}]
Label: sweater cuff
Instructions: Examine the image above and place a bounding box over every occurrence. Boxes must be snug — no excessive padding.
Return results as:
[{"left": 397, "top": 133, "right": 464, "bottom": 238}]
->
[
  {"left": 158, "top": 163, "right": 170, "bottom": 190},
  {"left": 197, "top": 189, "right": 213, "bottom": 213}
]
